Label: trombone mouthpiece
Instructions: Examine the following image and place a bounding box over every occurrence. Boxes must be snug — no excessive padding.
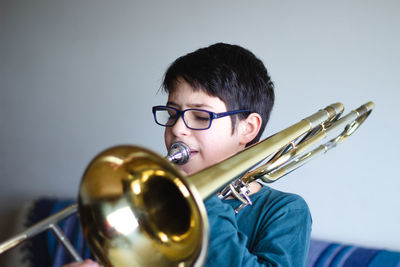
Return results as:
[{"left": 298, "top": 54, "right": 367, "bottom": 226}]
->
[{"left": 167, "top": 142, "right": 190, "bottom": 165}]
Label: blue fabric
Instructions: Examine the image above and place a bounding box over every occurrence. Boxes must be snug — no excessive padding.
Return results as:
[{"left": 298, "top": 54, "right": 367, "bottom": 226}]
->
[
  {"left": 24, "top": 199, "right": 55, "bottom": 267},
  {"left": 308, "top": 239, "right": 332, "bottom": 266},
  {"left": 25, "top": 198, "right": 92, "bottom": 267},
  {"left": 205, "top": 185, "right": 312, "bottom": 267},
  {"left": 343, "top": 248, "right": 380, "bottom": 267},
  {"left": 307, "top": 239, "right": 400, "bottom": 267},
  {"left": 314, "top": 244, "right": 341, "bottom": 266},
  {"left": 369, "top": 250, "right": 400, "bottom": 267}
]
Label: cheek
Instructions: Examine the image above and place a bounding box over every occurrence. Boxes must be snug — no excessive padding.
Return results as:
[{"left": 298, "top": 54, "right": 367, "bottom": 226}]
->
[
  {"left": 199, "top": 122, "right": 238, "bottom": 159},
  {"left": 199, "top": 136, "right": 236, "bottom": 164},
  {"left": 164, "top": 129, "right": 172, "bottom": 150}
]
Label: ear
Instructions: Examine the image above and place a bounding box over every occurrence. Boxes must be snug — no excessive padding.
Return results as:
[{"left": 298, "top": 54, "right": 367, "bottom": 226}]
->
[{"left": 238, "top": 113, "right": 262, "bottom": 146}]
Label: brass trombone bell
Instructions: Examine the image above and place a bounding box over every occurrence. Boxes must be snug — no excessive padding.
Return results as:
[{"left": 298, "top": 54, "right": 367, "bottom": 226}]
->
[{"left": 78, "top": 145, "right": 208, "bottom": 267}]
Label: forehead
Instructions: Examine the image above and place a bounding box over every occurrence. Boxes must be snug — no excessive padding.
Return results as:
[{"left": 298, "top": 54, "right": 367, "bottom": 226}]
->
[{"left": 167, "top": 80, "right": 227, "bottom": 111}]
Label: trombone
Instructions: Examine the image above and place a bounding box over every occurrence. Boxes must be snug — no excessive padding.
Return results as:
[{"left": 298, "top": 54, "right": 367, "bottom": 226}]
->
[{"left": 0, "top": 101, "right": 374, "bottom": 266}]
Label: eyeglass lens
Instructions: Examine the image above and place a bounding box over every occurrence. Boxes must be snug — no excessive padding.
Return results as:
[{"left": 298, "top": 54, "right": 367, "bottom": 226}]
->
[{"left": 155, "top": 108, "right": 211, "bottom": 129}]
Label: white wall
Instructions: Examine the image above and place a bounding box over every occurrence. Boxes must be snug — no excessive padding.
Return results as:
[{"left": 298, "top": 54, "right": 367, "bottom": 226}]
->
[{"left": 1, "top": 0, "right": 399, "bottom": 264}]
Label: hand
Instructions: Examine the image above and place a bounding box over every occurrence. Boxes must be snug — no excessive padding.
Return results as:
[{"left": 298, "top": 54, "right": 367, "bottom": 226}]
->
[{"left": 62, "top": 259, "right": 99, "bottom": 267}]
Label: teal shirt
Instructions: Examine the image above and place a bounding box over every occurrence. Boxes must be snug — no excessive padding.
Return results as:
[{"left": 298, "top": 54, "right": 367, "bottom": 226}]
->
[{"left": 204, "top": 185, "right": 312, "bottom": 267}]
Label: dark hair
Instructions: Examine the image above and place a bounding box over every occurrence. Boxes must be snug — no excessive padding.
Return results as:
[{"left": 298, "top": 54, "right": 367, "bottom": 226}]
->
[{"left": 162, "top": 43, "right": 275, "bottom": 146}]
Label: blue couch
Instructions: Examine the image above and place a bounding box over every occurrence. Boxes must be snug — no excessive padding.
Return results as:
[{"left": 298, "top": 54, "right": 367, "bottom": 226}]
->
[{"left": 18, "top": 198, "right": 400, "bottom": 267}]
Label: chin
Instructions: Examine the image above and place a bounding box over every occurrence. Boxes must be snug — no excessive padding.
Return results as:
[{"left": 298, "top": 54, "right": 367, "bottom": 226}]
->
[{"left": 179, "top": 164, "right": 198, "bottom": 176}]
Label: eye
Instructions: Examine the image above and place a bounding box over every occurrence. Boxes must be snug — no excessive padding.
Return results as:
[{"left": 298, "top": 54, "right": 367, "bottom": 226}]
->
[
  {"left": 191, "top": 111, "right": 210, "bottom": 121},
  {"left": 194, "top": 115, "right": 209, "bottom": 121}
]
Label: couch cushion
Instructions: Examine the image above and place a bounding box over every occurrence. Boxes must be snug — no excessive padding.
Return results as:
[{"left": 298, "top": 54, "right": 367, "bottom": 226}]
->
[{"left": 307, "top": 238, "right": 400, "bottom": 267}]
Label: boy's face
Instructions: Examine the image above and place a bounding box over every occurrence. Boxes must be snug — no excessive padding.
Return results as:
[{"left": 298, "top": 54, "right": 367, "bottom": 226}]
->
[{"left": 164, "top": 80, "right": 246, "bottom": 175}]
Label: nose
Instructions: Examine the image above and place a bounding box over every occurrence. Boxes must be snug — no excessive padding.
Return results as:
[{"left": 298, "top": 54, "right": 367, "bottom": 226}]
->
[{"left": 171, "top": 115, "right": 190, "bottom": 137}]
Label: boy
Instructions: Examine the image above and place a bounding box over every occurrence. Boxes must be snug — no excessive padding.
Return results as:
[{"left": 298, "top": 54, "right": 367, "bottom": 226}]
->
[{"left": 65, "top": 43, "right": 312, "bottom": 266}]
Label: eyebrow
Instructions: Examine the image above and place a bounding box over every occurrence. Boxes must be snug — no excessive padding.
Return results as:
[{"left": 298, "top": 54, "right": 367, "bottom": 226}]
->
[{"left": 166, "top": 101, "right": 214, "bottom": 109}]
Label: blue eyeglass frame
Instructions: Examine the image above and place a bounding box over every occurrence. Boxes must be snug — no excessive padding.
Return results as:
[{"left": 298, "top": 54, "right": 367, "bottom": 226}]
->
[{"left": 152, "top": 105, "right": 251, "bottom": 130}]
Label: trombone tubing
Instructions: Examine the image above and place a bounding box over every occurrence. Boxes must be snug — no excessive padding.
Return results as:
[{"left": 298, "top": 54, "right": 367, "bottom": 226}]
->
[
  {"left": 188, "top": 103, "right": 344, "bottom": 200},
  {"left": 0, "top": 204, "right": 83, "bottom": 262},
  {"left": 259, "top": 101, "right": 374, "bottom": 182}
]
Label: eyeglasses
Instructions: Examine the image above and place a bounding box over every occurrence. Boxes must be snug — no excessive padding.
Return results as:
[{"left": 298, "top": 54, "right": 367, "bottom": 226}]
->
[{"left": 152, "top": 105, "right": 251, "bottom": 130}]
